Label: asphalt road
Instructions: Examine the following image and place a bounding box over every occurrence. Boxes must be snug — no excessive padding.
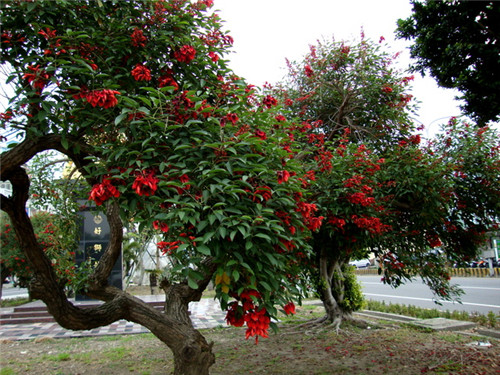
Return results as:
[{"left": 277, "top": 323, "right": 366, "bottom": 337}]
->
[
  {"left": 1, "top": 285, "right": 29, "bottom": 300},
  {"left": 359, "top": 275, "right": 500, "bottom": 315}
]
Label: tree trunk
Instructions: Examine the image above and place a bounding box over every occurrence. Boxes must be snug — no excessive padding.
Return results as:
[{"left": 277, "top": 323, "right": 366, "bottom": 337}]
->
[
  {"left": 1, "top": 165, "right": 217, "bottom": 374},
  {"left": 319, "top": 252, "right": 348, "bottom": 329},
  {"left": 314, "top": 233, "right": 351, "bottom": 329},
  {"left": 159, "top": 259, "right": 217, "bottom": 374}
]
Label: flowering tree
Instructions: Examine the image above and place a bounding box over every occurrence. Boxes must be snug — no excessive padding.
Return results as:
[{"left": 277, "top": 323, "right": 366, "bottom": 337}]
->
[
  {"left": 0, "top": 1, "right": 313, "bottom": 373},
  {"left": 276, "top": 37, "right": 500, "bottom": 326},
  {"left": 0, "top": 211, "right": 77, "bottom": 297}
]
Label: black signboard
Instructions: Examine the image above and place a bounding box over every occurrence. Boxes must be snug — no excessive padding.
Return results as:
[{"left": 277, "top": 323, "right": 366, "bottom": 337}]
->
[{"left": 76, "top": 204, "right": 122, "bottom": 300}]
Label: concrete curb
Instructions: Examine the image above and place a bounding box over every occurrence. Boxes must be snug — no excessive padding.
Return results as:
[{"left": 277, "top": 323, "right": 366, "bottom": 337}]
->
[{"left": 355, "top": 310, "right": 499, "bottom": 340}]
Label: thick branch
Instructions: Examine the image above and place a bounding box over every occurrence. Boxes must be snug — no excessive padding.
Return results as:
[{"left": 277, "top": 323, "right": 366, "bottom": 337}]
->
[{"left": 0, "top": 134, "right": 94, "bottom": 182}]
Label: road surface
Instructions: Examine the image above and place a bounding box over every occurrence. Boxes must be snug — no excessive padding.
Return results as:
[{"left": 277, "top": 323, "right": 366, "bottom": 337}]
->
[{"left": 359, "top": 275, "right": 500, "bottom": 315}]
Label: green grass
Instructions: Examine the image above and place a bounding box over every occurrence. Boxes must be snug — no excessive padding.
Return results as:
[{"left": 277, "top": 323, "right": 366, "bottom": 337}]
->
[
  {"left": 0, "top": 297, "right": 31, "bottom": 308},
  {"left": 0, "top": 368, "right": 15, "bottom": 375},
  {"left": 365, "top": 299, "right": 499, "bottom": 328}
]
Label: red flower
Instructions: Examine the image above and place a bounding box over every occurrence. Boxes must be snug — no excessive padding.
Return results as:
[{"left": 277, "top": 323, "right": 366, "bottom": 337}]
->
[
  {"left": 409, "top": 134, "right": 421, "bottom": 145},
  {"left": 262, "top": 95, "right": 278, "bottom": 108},
  {"left": 173, "top": 45, "right": 196, "bottom": 63},
  {"left": 253, "top": 186, "right": 272, "bottom": 202},
  {"left": 245, "top": 308, "right": 270, "bottom": 344},
  {"left": 225, "top": 303, "right": 245, "bottom": 327},
  {"left": 89, "top": 178, "right": 120, "bottom": 206},
  {"left": 23, "top": 64, "right": 50, "bottom": 91},
  {"left": 346, "top": 192, "right": 375, "bottom": 207},
  {"left": 382, "top": 86, "right": 393, "bottom": 93},
  {"left": 254, "top": 129, "right": 267, "bottom": 140},
  {"left": 158, "top": 75, "right": 179, "bottom": 90},
  {"left": 131, "top": 28, "right": 147, "bottom": 47},
  {"left": 132, "top": 169, "right": 159, "bottom": 196},
  {"left": 277, "top": 170, "right": 291, "bottom": 184},
  {"left": 283, "top": 302, "right": 296, "bottom": 315},
  {"left": 38, "top": 27, "right": 57, "bottom": 40},
  {"left": 426, "top": 233, "right": 442, "bottom": 248},
  {"left": 85, "top": 89, "right": 120, "bottom": 108},
  {"left": 305, "top": 216, "right": 323, "bottom": 231},
  {"left": 131, "top": 63, "right": 151, "bottom": 81},
  {"left": 208, "top": 51, "right": 219, "bottom": 62},
  {"left": 304, "top": 65, "right": 314, "bottom": 77},
  {"left": 328, "top": 216, "right": 346, "bottom": 229},
  {"left": 153, "top": 220, "right": 169, "bottom": 233},
  {"left": 225, "top": 113, "right": 239, "bottom": 125},
  {"left": 157, "top": 240, "right": 182, "bottom": 255}
]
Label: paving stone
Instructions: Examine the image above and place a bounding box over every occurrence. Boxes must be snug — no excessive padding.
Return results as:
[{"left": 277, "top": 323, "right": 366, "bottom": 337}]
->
[{"left": 0, "top": 298, "right": 227, "bottom": 341}]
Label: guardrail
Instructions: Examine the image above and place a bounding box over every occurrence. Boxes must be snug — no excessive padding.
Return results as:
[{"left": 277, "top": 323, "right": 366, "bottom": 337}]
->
[{"left": 355, "top": 267, "right": 500, "bottom": 277}]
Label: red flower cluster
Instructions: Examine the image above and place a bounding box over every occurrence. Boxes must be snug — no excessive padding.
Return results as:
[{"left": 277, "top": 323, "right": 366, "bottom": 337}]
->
[
  {"left": 173, "top": 45, "right": 196, "bottom": 63},
  {"left": 283, "top": 302, "right": 296, "bottom": 315},
  {"left": 131, "top": 63, "right": 151, "bottom": 81},
  {"left": 328, "top": 216, "right": 346, "bottom": 230},
  {"left": 304, "top": 64, "right": 314, "bottom": 77},
  {"left": 346, "top": 192, "right": 375, "bottom": 207},
  {"left": 254, "top": 129, "right": 267, "bottom": 140},
  {"left": 159, "top": 75, "right": 179, "bottom": 90},
  {"left": 89, "top": 178, "right": 120, "bottom": 206},
  {"left": 244, "top": 308, "right": 271, "bottom": 343},
  {"left": 208, "top": 51, "right": 219, "bottom": 62},
  {"left": 277, "top": 170, "right": 291, "bottom": 184},
  {"left": 132, "top": 169, "right": 159, "bottom": 196},
  {"left": 225, "top": 113, "right": 239, "bottom": 125},
  {"left": 23, "top": 64, "right": 50, "bottom": 91},
  {"left": 253, "top": 186, "right": 272, "bottom": 202},
  {"left": 262, "top": 95, "right": 278, "bottom": 108},
  {"left": 225, "top": 290, "right": 271, "bottom": 344},
  {"left": 157, "top": 240, "right": 182, "bottom": 255},
  {"left": 382, "top": 86, "right": 393, "bottom": 93},
  {"left": 85, "top": 89, "right": 120, "bottom": 108},
  {"left": 426, "top": 233, "right": 442, "bottom": 248},
  {"left": 351, "top": 215, "right": 390, "bottom": 235},
  {"left": 131, "top": 28, "right": 147, "bottom": 47},
  {"left": 153, "top": 220, "right": 169, "bottom": 233}
]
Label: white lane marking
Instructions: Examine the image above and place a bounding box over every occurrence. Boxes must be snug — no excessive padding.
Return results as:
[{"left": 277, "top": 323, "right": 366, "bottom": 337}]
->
[{"left": 364, "top": 293, "right": 500, "bottom": 309}]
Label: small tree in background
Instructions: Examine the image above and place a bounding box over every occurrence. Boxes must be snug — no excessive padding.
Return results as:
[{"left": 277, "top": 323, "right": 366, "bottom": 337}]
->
[{"left": 276, "top": 37, "right": 500, "bottom": 326}]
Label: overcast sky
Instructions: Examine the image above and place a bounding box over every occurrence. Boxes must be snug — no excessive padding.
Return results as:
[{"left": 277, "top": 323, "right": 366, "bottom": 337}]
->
[{"left": 214, "top": 0, "right": 463, "bottom": 137}]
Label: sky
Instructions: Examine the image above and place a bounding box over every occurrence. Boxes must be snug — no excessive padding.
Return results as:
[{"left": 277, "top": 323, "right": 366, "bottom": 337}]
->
[{"left": 213, "top": 0, "right": 463, "bottom": 137}]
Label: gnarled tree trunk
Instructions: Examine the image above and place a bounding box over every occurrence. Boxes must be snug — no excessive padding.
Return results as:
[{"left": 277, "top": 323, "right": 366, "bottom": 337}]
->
[
  {"left": 313, "top": 232, "right": 351, "bottom": 329},
  {"left": 0, "top": 160, "right": 216, "bottom": 374}
]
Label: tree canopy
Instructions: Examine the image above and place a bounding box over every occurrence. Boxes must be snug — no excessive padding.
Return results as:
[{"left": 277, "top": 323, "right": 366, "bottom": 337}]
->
[
  {"left": 1, "top": 1, "right": 499, "bottom": 374},
  {"left": 396, "top": 0, "right": 500, "bottom": 125},
  {"left": 0, "top": 1, "right": 317, "bottom": 373}
]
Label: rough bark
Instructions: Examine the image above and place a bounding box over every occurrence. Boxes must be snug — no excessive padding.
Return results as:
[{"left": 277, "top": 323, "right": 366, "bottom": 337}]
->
[
  {"left": 0, "top": 140, "right": 217, "bottom": 374},
  {"left": 159, "top": 258, "right": 217, "bottom": 375},
  {"left": 314, "top": 232, "right": 351, "bottom": 329}
]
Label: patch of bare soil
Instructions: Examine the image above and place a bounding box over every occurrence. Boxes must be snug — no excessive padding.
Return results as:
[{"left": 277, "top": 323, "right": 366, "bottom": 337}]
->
[{"left": 1, "top": 306, "right": 498, "bottom": 374}]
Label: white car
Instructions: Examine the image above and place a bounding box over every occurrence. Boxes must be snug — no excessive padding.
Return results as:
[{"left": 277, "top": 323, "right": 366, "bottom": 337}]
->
[{"left": 349, "top": 259, "right": 371, "bottom": 268}]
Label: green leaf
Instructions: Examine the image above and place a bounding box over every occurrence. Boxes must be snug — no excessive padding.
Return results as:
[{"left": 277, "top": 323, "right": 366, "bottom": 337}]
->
[
  {"left": 115, "top": 112, "right": 128, "bottom": 126},
  {"left": 219, "top": 226, "right": 227, "bottom": 239},
  {"left": 196, "top": 244, "right": 211, "bottom": 256},
  {"left": 187, "top": 277, "right": 198, "bottom": 290},
  {"left": 255, "top": 233, "right": 272, "bottom": 242},
  {"left": 232, "top": 269, "right": 240, "bottom": 282}
]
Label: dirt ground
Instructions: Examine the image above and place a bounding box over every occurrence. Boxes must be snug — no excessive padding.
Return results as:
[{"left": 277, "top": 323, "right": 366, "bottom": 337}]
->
[{"left": 0, "top": 304, "right": 499, "bottom": 375}]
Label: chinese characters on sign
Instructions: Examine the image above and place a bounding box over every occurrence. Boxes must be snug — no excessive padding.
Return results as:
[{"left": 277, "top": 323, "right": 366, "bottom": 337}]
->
[{"left": 76, "top": 204, "right": 122, "bottom": 300}]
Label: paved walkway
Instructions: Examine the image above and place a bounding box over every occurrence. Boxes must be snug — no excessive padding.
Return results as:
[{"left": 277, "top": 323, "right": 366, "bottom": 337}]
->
[{"left": 0, "top": 296, "right": 228, "bottom": 341}]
